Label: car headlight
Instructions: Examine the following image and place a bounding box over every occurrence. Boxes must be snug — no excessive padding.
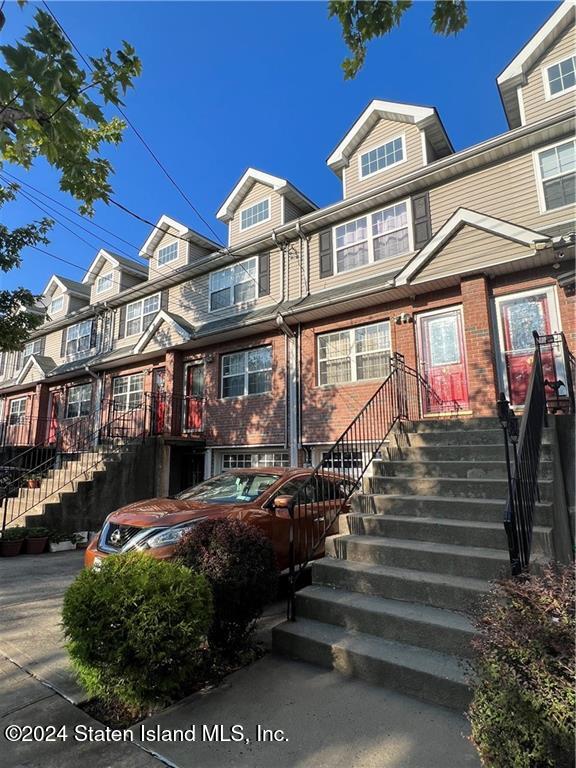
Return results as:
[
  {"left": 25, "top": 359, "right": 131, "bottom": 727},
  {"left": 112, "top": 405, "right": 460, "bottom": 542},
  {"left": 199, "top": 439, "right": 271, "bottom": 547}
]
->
[{"left": 142, "top": 524, "right": 198, "bottom": 549}]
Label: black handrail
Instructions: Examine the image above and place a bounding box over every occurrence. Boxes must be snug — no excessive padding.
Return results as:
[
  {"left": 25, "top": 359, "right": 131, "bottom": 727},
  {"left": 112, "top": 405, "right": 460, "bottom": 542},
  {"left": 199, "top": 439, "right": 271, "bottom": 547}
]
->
[
  {"left": 498, "top": 330, "right": 548, "bottom": 576},
  {"left": 283, "top": 353, "right": 460, "bottom": 620}
]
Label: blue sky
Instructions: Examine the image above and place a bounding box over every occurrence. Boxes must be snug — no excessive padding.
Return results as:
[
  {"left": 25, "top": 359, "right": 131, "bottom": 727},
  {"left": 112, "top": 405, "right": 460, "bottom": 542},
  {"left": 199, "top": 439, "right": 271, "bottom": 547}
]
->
[{"left": 1, "top": 0, "right": 559, "bottom": 295}]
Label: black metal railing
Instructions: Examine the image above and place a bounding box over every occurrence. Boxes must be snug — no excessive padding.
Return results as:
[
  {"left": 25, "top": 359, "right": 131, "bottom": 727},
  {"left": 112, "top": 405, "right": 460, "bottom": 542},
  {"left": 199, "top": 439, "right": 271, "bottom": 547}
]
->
[
  {"left": 1, "top": 401, "right": 149, "bottom": 531},
  {"left": 283, "top": 353, "right": 460, "bottom": 620},
  {"left": 497, "top": 331, "right": 548, "bottom": 576},
  {"left": 535, "top": 330, "right": 575, "bottom": 414}
]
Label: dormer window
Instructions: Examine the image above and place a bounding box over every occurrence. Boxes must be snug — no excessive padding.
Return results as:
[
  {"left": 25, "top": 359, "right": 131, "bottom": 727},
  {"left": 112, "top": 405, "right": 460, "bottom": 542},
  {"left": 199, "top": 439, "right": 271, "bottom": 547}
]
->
[
  {"left": 535, "top": 139, "right": 575, "bottom": 211},
  {"left": 96, "top": 271, "right": 114, "bottom": 294},
  {"left": 545, "top": 55, "right": 576, "bottom": 98},
  {"left": 240, "top": 199, "right": 270, "bottom": 231},
  {"left": 158, "top": 241, "right": 178, "bottom": 266},
  {"left": 49, "top": 296, "right": 64, "bottom": 315},
  {"left": 360, "top": 135, "right": 405, "bottom": 179}
]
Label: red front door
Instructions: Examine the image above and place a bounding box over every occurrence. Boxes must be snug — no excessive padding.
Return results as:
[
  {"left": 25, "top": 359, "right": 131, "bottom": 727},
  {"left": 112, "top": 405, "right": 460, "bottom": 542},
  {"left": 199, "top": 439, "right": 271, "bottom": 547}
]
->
[
  {"left": 418, "top": 309, "right": 469, "bottom": 413},
  {"left": 498, "top": 292, "right": 556, "bottom": 406},
  {"left": 185, "top": 364, "right": 204, "bottom": 431}
]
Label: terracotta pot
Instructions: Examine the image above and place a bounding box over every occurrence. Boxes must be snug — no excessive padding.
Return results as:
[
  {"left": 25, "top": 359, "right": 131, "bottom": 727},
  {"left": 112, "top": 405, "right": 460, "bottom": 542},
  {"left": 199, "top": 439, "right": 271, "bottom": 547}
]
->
[
  {"left": 0, "top": 539, "right": 24, "bottom": 557},
  {"left": 24, "top": 537, "right": 48, "bottom": 555}
]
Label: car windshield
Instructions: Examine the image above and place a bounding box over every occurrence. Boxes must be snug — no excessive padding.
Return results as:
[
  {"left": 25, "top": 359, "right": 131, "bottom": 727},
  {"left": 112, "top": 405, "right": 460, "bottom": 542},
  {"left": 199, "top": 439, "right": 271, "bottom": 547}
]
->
[{"left": 176, "top": 473, "right": 281, "bottom": 504}]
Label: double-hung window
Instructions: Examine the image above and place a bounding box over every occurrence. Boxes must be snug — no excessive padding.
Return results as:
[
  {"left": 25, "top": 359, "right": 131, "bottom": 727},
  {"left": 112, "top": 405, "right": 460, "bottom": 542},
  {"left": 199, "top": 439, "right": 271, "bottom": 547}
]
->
[
  {"left": 8, "top": 397, "right": 27, "bottom": 426},
  {"left": 545, "top": 56, "right": 576, "bottom": 97},
  {"left": 66, "top": 320, "right": 93, "bottom": 358},
  {"left": 209, "top": 258, "right": 257, "bottom": 311},
  {"left": 49, "top": 296, "right": 64, "bottom": 315},
  {"left": 96, "top": 271, "right": 114, "bottom": 294},
  {"left": 125, "top": 294, "right": 160, "bottom": 336},
  {"left": 23, "top": 339, "right": 42, "bottom": 360},
  {"left": 535, "top": 139, "right": 575, "bottom": 211},
  {"left": 334, "top": 201, "right": 410, "bottom": 274},
  {"left": 112, "top": 373, "right": 144, "bottom": 411},
  {"left": 221, "top": 346, "right": 272, "bottom": 398},
  {"left": 360, "top": 135, "right": 405, "bottom": 178},
  {"left": 66, "top": 384, "right": 92, "bottom": 418},
  {"left": 240, "top": 199, "right": 270, "bottom": 230},
  {"left": 158, "top": 241, "right": 178, "bottom": 266},
  {"left": 318, "top": 321, "right": 391, "bottom": 386}
]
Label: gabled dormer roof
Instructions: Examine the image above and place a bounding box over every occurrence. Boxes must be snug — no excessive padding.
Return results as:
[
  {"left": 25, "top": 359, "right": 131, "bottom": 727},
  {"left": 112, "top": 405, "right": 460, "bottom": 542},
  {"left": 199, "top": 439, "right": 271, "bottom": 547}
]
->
[
  {"left": 497, "top": 0, "right": 575, "bottom": 128},
  {"left": 327, "top": 100, "right": 453, "bottom": 177},
  {"left": 216, "top": 168, "right": 317, "bottom": 223},
  {"left": 139, "top": 215, "right": 220, "bottom": 259},
  {"left": 16, "top": 354, "right": 56, "bottom": 385},
  {"left": 82, "top": 249, "right": 147, "bottom": 285},
  {"left": 133, "top": 310, "right": 194, "bottom": 353},
  {"left": 43, "top": 275, "right": 90, "bottom": 299}
]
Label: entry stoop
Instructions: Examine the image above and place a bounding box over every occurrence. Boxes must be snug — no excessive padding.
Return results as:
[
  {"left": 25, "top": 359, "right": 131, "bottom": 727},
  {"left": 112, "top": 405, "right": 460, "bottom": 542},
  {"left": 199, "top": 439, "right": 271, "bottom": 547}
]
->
[{"left": 273, "top": 417, "right": 555, "bottom": 711}]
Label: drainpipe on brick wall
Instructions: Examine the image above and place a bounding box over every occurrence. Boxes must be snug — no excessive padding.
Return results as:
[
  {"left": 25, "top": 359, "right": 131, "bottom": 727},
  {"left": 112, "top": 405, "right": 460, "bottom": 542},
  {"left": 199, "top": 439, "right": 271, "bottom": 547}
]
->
[
  {"left": 295, "top": 221, "right": 310, "bottom": 298},
  {"left": 276, "top": 314, "right": 298, "bottom": 466},
  {"left": 84, "top": 365, "right": 102, "bottom": 446}
]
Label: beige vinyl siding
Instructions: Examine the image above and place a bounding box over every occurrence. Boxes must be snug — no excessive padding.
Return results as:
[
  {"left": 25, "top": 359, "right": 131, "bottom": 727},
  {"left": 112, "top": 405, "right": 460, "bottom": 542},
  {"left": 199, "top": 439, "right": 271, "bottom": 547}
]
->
[
  {"left": 149, "top": 229, "right": 189, "bottom": 277},
  {"left": 229, "top": 182, "right": 281, "bottom": 247},
  {"left": 429, "top": 143, "right": 574, "bottom": 234},
  {"left": 522, "top": 24, "right": 576, "bottom": 125},
  {"left": 168, "top": 248, "right": 283, "bottom": 328},
  {"left": 141, "top": 323, "right": 185, "bottom": 354},
  {"left": 44, "top": 290, "right": 68, "bottom": 322},
  {"left": 344, "top": 121, "right": 424, "bottom": 199},
  {"left": 43, "top": 328, "right": 66, "bottom": 365},
  {"left": 120, "top": 271, "right": 146, "bottom": 291},
  {"left": 283, "top": 197, "right": 302, "bottom": 224},
  {"left": 21, "top": 365, "right": 41, "bottom": 386},
  {"left": 413, "top": 226, "right": 533, "bottom": 283},
  {"left": 68, "top": 296, "right": 89, "bottom": 314},
  {"left": 308, "top": 228, "right": 413, "bottom": 295}
]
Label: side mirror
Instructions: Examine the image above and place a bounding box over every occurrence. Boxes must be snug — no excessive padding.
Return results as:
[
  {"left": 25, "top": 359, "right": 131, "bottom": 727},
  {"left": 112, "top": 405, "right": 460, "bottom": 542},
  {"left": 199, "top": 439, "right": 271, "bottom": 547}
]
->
[{"left": 273, "top": 494, "right": 294, "bottom": 518}]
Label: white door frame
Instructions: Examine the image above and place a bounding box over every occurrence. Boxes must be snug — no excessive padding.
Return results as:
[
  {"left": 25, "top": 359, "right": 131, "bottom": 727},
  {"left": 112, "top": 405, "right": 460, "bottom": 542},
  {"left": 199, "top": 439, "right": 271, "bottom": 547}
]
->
[{"left": 492, "top": 285, "right": 562, "bottom": 403}]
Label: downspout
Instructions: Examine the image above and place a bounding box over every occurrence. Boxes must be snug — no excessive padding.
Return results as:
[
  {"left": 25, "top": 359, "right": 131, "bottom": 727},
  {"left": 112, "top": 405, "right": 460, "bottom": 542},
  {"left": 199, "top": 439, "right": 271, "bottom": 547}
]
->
[
  {"left": 276, "top": 314, "right": 298, "bottom": 466},
  {"left": 84, "top": 364, "right": 103, "bottom": 446},
  {"left": 295, "top": 220, "right": 310, "bottom": 298},
  {"left": 271, "top": 231, "right": 285, "bottom": 302}
]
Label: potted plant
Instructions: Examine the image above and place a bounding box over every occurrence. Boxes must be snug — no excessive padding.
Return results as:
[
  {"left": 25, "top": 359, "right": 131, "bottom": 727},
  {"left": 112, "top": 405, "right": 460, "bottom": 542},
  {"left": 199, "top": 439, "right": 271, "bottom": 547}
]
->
[
  {"left": 24, "top": 527, "right": 50, "bottom": 555},
  {"left": 0, "top": 527, "right": 28, "bottom": 557},
  {"left": 49, "top": 531, "right": 80, "bottom": 553},
  {"left": 26, "top": 474, "right": 42, "bottom": 489}
]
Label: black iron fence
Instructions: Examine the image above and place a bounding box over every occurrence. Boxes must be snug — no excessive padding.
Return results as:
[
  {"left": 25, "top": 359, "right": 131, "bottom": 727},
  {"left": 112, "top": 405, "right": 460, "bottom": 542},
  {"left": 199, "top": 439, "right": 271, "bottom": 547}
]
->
[{"left": 282, "top": 353, "right": 461, "bottom": 620}]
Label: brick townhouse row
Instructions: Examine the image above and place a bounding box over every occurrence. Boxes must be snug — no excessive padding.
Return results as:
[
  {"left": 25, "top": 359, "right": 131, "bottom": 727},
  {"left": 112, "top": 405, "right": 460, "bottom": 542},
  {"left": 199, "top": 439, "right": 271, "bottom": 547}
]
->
[{"left": 0, "top": 2, "right": 574, "bottom": 491}]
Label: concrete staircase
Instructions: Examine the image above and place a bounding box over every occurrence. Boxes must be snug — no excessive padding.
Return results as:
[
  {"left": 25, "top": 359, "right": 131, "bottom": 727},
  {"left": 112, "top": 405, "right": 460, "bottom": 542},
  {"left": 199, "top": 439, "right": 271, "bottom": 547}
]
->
[{"left": 273, "top": 417, "right": 554, "bottom": 711}]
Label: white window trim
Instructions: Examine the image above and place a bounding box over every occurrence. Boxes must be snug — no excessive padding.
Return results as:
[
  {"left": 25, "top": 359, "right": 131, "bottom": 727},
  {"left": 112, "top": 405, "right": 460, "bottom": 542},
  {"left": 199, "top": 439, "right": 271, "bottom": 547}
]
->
[
  {"left": 317, "top": 321, "right": 392, "bottom": 387},
  {"left": 541, "top": 54, "right": 576, "bottom": 101},
  {"left": 358, "top": 133, "right": 407, "bottom": 180},
  {"left": 65, "top": 383, "right": 92, "bottom": 419},
  {"left": 532, "top": 138, "right": 575, "bottom": 214},
  {"left": 331, "top": 199, "right": 413, "bottom": 277},
  {"left": 239, "top": 196, "right": 271, "bottom": 232},
  {"left": 8, "top": 397, "right": 27, "bottom": 425},
  {"left": 112, "top": 373, "right": 145, "bottom": 411},
  {"left": 220, "top": 345, "right": 272, "bottom": 399},
  {"left": 208, "top": 256, "right": 259, "bottom": 314},
  {"left": 65, "top": 320, "right": 93, "bottom": 359},
  {"left": 157, "top": 240, "right": 179, "bottom": 266},
  {"left": 23, "top": 339, "right": 41, "bottom": 358},
  {"left": 49, "top": 295, "right": 65, "bottom": 315},
  {"left": 492, "top": 286, "right": 562, "bottom": 405},
  {"left": 124, "top": 293, "right": 160, "bottom": 338},
  {"left": 96, "top": 271, "right": 114, "bottom": 295}
]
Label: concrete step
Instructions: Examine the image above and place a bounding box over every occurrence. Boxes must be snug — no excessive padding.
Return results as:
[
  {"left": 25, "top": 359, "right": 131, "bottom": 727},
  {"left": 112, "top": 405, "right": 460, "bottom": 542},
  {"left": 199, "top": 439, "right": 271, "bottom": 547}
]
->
[
  {"left": 342, "top": 514, "right": 554, "bottom": 555},
  {"left": 385, "top": 443, "right": 553, "bottom": 462},
  {"left": 367, "top": 475, "right": 553, "bottom": 502},
  {"left": 295, "top": 585, "right": 476, "bottom": 657},
  {"left": 407, "top": 418, "right": 501, "bottom": 432},
  {"left": 312, "top": 558, "right": 490, "bottom": 612},
  {"left": 406, "top": 429, "right": 552, "bottom": 447},
  {"left": 351, "top": 493, "right": 554, "bottom": 526},
  {"left": 327, "top": 534, "right": 512, "bottom": 580},
  {"left": 273, "top": 618, "right": 471, "bottom": 711},
  {"left": 374, "top": 458, "right": 553, "bottom": 480}
]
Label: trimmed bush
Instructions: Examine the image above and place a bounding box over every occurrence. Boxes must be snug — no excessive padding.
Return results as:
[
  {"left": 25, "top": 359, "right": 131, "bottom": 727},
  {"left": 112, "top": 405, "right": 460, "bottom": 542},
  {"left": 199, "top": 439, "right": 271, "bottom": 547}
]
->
[
  {"left": 468, "top": 564, "right": 575, "bottom": 768},
  {"left": 62, "top": 552, "right": 212, "bottom": 712},
  {"left": 175, "top": 518, "right": 277, "bottom": 654}
]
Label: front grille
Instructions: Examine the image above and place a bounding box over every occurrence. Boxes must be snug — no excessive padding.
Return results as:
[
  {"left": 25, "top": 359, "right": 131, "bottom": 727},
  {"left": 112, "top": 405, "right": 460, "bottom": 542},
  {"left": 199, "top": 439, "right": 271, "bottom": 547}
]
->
[{"left": 104, "top": 524, "right": 141, "bottom": 550}]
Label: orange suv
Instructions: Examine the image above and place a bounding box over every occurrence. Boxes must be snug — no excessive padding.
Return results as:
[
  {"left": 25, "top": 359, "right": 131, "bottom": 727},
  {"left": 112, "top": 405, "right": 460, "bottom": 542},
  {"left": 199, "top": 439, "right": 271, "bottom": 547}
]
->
[{"left": 85, "top": 468, "right": 351, "bottom": 572}]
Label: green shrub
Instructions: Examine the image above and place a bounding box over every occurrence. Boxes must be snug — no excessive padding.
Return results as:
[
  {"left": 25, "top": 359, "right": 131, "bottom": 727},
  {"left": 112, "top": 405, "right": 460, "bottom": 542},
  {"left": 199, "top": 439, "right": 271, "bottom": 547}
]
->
[
  {"left": 62, "top": 552, "right": 212, "bottom": 713},
  {"left": 176, "top": 519, "right": 277, "bottom": 654},
  {"left": 1, "top": 526, "right": 27, "bottom": 541},
  {"left": 468, "top": 564, "right": 575, "bottom": 768},
  {"left": 26, "top": 527, "right": 50, "bottom": 539}
]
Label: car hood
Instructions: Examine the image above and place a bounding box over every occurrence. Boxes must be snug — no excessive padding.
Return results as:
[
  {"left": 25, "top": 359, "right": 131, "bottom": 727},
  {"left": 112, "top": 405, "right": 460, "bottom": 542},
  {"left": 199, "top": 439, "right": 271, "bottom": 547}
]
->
[{"left": 107, "top": 498, "right": 234, "bottom": 528}]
